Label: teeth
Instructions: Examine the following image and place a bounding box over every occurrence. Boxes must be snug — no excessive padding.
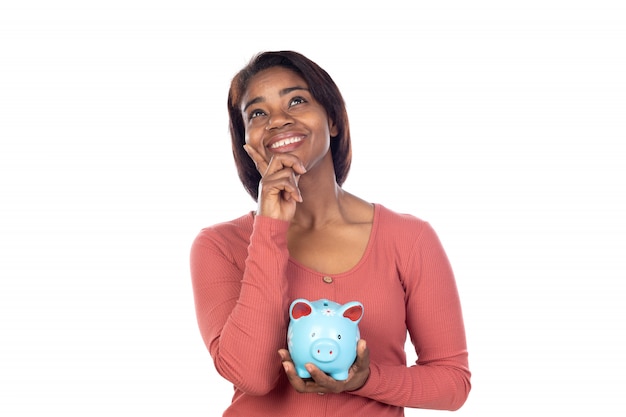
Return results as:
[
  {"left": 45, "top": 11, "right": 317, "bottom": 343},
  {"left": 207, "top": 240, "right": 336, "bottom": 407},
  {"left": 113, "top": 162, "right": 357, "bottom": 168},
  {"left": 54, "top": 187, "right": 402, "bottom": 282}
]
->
[{"left": 270, "top": 137, "right": 303, "bottom": 149}]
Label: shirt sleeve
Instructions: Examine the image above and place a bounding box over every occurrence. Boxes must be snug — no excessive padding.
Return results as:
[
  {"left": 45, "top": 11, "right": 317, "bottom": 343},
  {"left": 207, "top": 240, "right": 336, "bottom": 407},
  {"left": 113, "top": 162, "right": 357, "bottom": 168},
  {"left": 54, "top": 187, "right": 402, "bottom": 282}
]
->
[
  {"left": 190, "top": 215, "right": 291, "bottom": 396},
  {"left": 350, "top": 221, "right": 471, "bottom": 410}
]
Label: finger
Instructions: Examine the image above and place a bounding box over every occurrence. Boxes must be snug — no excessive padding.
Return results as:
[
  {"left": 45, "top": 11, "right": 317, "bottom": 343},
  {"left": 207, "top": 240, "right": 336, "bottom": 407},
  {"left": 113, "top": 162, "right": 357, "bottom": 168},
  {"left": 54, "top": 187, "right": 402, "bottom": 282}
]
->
[
  {"left": 262, "top": 167, "right": 302, "bottom": 202},
  {"left": 357, "top": 339, "right": 368, "bottom": 359},
  {"left": 261, "top": 173, "right": 303, "bottom": 203},
  {"left": 244, "top": 145, "right": 307, "bottom": 178},
  {"left": 281, "top": 358, "right": 315, "bottom": 393},
  {"left": 277, "top": 349, "right": 292, "bottom": 363},
  {"left": 243, "top": 144, "right": 269, "bottom": 174},
  {"left": 305, "top": 364, "right": 336, "bottom": 393},
  {"left": 266, "top": 156, "right": 306, "bottom": 179},
  {"left": 353, "top": 339, "right": 370, "bottom": 368},
  {"left": 287, "top": 171, "right": 303, "bottom": 203}
]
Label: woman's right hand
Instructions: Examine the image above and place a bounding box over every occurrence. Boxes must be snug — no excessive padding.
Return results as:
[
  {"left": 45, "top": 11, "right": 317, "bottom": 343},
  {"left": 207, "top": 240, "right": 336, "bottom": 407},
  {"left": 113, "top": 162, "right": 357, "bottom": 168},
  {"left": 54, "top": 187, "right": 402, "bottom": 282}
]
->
[{"left": 244, "top": 144, "right": 307, "bottom": 222}]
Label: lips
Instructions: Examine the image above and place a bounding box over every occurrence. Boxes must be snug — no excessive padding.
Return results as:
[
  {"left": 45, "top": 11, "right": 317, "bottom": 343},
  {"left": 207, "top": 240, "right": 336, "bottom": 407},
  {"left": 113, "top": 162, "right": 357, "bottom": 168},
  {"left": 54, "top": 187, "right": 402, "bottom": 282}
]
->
[{"left": 269, "top": 136, "right": 304, "bottom": 149}]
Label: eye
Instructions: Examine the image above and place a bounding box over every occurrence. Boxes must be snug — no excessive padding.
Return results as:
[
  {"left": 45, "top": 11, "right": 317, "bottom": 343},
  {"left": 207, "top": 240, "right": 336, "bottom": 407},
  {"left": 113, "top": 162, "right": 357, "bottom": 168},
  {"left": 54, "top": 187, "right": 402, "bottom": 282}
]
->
[
  {"left": 248, "top": 109, "right": 266, "bottom": 120},
  {"left": 337, "top": 334, "right": 341, "bottom": 340},
  {"left": 289, "top": 96, "right": 307, "bottom": 107},
  {"left": 311, "top": 332, "right": 316, "bottom": 338}
]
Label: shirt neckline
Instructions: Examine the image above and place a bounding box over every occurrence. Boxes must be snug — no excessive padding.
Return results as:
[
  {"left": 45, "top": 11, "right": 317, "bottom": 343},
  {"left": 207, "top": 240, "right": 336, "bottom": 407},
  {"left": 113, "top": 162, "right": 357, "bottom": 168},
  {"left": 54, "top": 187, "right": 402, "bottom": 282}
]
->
[{"left": 286, "top": 203, "right": 381, "bottom": 277}]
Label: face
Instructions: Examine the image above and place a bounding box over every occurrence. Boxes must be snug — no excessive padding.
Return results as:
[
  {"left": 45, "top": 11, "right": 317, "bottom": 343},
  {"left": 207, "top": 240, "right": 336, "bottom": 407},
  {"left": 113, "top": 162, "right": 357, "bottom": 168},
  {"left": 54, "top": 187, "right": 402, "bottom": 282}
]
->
[{"left": 240, "top": 66, "right": 338, "bottom": 172}]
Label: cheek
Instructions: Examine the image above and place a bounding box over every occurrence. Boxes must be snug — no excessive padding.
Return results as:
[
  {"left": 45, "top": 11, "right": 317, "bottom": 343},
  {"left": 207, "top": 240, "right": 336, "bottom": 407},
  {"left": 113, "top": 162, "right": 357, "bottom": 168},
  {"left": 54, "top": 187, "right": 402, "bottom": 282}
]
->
[
  {"left": 244, "top": 120, "right": 266, "bottom": 146},
  {"left": 244, "top": 126, "right": 260, "bottom": 146}
]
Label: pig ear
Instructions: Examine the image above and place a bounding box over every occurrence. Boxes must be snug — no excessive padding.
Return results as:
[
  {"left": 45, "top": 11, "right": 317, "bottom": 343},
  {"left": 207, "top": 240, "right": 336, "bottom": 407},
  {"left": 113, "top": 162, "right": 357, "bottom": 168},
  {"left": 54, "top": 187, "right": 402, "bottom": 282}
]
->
[
  {"left": 341, "top": 302, "right": 364, "bottom": 323},
  {"left": 290, "top": 299, "right": 312, "bottom": 320}
]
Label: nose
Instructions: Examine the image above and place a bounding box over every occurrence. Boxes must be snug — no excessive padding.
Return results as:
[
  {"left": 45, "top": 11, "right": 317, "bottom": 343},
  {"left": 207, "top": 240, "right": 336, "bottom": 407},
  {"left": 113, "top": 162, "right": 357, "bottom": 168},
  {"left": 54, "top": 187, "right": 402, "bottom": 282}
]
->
[
  {"left": 265, "top": 110, "right": 293, "bottom": 131},
  {"left": 310, "top": 340, "right": 340, "bottom": 363}
]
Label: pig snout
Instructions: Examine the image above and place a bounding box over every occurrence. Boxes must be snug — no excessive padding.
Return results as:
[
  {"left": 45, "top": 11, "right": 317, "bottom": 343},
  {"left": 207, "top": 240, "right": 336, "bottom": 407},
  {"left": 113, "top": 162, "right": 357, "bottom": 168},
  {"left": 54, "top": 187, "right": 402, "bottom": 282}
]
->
[{"left": 311, "top": 340, "right": 340, "bottom": 363}]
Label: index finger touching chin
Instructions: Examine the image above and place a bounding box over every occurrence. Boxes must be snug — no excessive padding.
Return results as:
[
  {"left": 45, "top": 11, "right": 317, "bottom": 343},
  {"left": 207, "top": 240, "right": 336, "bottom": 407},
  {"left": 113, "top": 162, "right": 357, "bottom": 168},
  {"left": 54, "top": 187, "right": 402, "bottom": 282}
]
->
[{"left": 243, "top": 144, "right": 268, "bottom": 173}]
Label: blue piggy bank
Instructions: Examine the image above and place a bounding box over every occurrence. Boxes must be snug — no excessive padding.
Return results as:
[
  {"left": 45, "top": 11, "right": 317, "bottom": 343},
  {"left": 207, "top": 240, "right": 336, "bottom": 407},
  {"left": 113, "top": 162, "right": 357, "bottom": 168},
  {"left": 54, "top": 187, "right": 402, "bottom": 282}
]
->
[{"left": 287, "top": 298, "right": 364, "bottom": 381}]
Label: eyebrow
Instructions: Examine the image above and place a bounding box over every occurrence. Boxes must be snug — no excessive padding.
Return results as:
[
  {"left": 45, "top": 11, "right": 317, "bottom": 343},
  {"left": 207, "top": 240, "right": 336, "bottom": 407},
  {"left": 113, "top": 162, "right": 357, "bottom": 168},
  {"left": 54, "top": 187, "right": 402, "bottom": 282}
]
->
[{"left": 242, "top": 86, "right": 309, "bottom": 112}]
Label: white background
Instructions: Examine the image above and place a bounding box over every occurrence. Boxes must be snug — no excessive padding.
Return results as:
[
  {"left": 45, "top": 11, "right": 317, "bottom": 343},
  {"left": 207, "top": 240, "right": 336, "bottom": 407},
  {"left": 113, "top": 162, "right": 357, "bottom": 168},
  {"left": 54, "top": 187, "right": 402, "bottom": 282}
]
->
[{"left": 1, "top": 0, "right": 625, "bottom": 415}]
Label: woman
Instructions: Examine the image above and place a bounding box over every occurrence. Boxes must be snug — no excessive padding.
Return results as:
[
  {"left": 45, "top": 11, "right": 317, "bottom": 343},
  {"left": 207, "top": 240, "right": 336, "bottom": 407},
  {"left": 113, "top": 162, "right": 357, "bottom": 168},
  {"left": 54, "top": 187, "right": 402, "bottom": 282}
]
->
[{"left": 190, "top": 51, "right": 471, "bottom": 416}]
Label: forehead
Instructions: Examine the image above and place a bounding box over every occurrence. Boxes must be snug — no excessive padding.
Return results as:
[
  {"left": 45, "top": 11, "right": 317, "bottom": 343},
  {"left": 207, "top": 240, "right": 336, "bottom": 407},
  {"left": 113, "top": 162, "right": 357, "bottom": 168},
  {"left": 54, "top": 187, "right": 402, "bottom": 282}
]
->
[{"left": 242, "top": 67, "right": 308, "bottom": 102}]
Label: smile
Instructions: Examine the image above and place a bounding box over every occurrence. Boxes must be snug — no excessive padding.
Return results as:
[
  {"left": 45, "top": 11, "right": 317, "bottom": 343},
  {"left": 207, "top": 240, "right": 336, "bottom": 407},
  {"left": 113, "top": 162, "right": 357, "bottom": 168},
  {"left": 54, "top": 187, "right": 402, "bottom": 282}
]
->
[{"left": 270, "top": 136, "right": 304, "bottom": 149}]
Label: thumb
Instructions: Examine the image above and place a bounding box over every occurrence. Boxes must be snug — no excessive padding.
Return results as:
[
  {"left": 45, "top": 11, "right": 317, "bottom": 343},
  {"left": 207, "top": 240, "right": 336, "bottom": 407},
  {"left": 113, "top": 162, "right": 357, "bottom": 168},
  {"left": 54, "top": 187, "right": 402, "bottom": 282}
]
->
[{"left": 355, "top": 340, "right": 368, "bottom": 364}]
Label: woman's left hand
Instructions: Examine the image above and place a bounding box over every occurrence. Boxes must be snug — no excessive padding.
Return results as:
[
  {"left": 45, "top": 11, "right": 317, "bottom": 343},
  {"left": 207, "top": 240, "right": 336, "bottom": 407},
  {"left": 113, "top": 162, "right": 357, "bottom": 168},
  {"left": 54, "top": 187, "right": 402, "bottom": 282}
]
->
[{"left": 277, "top": 339, "right": 370, "bottom": 394}]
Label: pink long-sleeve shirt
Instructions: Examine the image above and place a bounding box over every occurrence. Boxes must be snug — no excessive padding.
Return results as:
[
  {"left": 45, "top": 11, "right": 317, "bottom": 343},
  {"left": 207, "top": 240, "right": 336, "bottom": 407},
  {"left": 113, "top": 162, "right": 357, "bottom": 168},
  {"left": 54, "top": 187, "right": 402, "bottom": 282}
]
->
[{"left": 190, "top": 204, "right": 471, "bottom": 416}]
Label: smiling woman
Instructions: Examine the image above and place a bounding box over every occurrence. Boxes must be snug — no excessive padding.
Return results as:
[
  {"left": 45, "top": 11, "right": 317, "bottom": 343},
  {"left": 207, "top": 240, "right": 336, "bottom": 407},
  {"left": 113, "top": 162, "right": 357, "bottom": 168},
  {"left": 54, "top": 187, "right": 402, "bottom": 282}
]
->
[
  {"left": 189, "top": 51, "right": 471, "bottom": 416},
  {"left": 227, "top": 51, "right": 352, "bottom": 203}
]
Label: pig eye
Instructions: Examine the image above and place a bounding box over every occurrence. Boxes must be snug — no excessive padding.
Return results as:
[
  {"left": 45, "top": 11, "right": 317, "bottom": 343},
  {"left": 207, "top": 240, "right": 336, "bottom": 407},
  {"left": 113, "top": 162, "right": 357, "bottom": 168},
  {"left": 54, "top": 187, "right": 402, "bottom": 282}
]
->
[
  {"left": 337, "top": 334, "right": 341, "bottom": 340},
  {"left": 311, "top": 332, "right": 316, "bottom": 338}
]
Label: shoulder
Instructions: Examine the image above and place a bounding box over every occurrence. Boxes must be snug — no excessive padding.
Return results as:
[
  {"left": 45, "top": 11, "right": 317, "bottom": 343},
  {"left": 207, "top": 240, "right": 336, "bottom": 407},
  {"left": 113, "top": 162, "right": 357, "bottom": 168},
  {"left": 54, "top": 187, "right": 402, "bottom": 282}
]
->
[
  {"left": 373, "top": 205, "right": 452, "bottom": 284},
  {"left": 192, "top": 212, "right": 254, "bottom": 253},
  {"left": 375, "top": 204, "right": 430, "bottom": 234},
  {"left": 373, "top": 204, "right": 445, "bottom": 250}
]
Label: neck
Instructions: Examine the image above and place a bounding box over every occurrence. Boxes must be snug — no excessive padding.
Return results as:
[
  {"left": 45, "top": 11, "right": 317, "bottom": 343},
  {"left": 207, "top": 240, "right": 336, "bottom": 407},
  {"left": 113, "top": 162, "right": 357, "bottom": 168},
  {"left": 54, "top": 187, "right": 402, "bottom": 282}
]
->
[
  {"left": 291, "top": 155, "right": 348, "bottom": 230},
  {"left": 293, "top": 183, "right": 348, "bottom": 230}
]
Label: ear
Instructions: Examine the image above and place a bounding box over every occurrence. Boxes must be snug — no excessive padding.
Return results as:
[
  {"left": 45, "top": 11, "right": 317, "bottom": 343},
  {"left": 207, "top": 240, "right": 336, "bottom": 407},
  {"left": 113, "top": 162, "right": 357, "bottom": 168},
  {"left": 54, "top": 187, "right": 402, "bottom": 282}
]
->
[
  {"left": 290, "top": 299, "right": 313, "bottom": 320},
  {"left": 341, "top": 302, "right": 364, "bottom": 323},
  {"left": 329, "top": 118, "right": 339, "bottom": 138}
]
